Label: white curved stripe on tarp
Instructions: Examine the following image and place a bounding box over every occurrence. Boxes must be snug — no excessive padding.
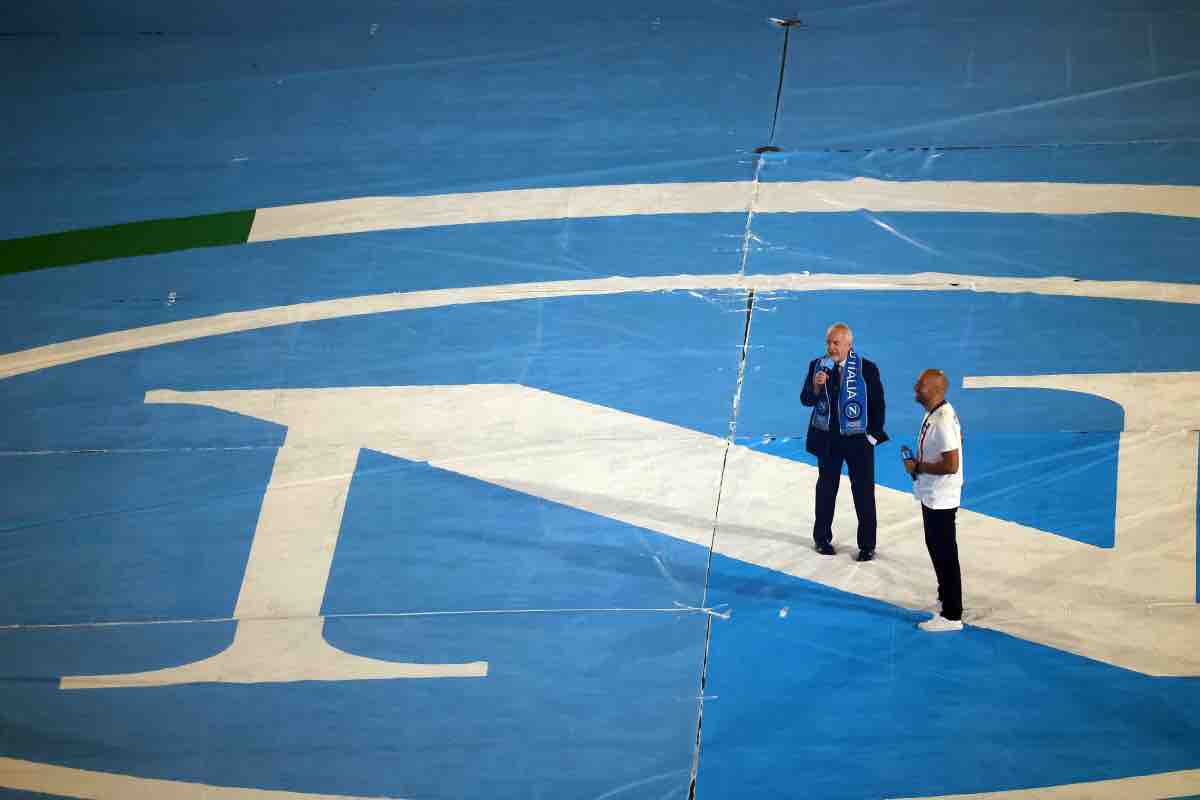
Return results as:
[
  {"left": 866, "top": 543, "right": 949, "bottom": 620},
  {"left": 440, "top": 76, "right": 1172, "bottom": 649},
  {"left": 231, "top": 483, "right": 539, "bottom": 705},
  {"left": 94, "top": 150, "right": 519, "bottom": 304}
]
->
[
  {"left": 3, "top": 271, "right": 1200, "bottom": 380},
  {"left": 2, "top": 755, "right": 1195, "bottom": 799},
  {"left": 0, "top": 756, "right": 405, "bottom": 799},
  {"left": 887, "top": 766, "right": 1200, "bottom": 799},
  {"left": 246, "top": 178, "right": 1200, "bottom": 242}
]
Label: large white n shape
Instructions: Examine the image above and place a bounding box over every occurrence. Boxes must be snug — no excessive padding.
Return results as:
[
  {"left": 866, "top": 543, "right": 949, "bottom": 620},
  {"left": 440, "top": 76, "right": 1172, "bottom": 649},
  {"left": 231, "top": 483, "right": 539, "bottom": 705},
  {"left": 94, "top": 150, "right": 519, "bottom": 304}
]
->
[{"left": 63, "top": 375, "right": 1200, "bottom": 688}]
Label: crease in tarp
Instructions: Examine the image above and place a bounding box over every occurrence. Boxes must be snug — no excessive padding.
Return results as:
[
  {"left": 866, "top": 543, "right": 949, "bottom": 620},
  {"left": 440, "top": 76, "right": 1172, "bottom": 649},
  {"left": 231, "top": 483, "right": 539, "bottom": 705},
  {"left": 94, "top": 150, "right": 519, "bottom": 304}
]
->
[
  {"left": 581, "top": 768, "right": 693, "bottom": 800},
  {"left": 859, "top": 209, "right": 946, "bottom": 257},
  {"left": 0, "top": 605, "right": 722, "bottom": 633}
]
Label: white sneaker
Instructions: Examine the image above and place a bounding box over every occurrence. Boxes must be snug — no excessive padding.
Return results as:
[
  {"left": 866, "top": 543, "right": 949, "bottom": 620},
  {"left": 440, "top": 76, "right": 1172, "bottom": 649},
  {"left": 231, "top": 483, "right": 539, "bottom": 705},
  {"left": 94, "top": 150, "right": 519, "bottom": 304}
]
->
[{"left": 918, "top": 615, "right": 963, "bottom": 633}]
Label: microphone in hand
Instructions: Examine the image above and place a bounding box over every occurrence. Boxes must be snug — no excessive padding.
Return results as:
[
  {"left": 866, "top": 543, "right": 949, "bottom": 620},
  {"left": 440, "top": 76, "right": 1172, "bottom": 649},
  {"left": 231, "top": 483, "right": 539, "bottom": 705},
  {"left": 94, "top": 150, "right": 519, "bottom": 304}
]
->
[{"left": 814, "top": 356, "right": 835, "bottom": 389}]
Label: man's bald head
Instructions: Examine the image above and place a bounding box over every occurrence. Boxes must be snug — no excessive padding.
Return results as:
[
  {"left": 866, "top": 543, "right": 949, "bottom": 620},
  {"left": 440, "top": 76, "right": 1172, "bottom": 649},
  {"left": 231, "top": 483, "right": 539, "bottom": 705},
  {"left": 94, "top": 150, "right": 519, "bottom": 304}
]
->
[
  {"left": 914, "top": 369, "right": 949, "bottom": 409},
  {"left": 921, "top": 369, "right": 948, "bottom": 393}
]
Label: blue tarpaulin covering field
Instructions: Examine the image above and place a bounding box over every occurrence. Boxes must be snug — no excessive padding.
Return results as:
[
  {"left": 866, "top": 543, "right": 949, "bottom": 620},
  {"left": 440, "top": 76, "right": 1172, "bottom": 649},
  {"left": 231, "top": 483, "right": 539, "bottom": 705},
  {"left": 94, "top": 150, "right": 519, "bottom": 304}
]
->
[{"left": 2, "top": 2, "right": 1199, "bottom": 798}]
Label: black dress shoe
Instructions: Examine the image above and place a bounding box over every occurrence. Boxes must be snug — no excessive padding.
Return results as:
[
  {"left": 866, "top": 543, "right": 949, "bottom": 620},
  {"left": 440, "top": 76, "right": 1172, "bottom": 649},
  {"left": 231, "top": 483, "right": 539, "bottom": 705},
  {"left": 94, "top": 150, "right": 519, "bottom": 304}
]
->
[
  {"left": 855, "top": 550, "right": 875, "bottom": 562},
  {"left": 815, "top": 542, "right": 836, "bottom": 556}
]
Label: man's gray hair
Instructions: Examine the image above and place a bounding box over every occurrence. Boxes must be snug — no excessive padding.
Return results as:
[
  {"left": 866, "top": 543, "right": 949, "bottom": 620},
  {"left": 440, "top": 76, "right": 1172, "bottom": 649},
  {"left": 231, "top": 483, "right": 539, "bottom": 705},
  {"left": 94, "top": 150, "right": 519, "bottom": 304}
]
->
[{"left": 826, "top": 322, "right": 853, "bottom": 341}]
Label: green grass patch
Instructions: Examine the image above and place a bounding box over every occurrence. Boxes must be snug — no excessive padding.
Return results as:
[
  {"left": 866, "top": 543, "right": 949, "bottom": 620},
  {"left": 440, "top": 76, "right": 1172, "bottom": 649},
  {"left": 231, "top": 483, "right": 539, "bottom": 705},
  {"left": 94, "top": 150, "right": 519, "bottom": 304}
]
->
[{"left": 0, "top": 209, "right": 256, "bottom": 275}]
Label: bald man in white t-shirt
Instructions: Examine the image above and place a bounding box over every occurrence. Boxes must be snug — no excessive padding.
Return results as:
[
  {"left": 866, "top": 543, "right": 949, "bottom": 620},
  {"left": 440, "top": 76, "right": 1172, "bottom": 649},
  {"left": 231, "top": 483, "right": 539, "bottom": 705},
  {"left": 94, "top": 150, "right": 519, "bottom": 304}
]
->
[{"left": 902, "top": 369, "right": 965, "bottom": 632}]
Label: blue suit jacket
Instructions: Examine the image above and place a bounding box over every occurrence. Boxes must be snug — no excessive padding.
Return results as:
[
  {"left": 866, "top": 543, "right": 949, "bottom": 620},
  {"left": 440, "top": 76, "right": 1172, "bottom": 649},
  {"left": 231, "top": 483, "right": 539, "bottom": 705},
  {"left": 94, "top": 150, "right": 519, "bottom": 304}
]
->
[{"left": 799, "top": 356, "right": 888, "bottom": 457}]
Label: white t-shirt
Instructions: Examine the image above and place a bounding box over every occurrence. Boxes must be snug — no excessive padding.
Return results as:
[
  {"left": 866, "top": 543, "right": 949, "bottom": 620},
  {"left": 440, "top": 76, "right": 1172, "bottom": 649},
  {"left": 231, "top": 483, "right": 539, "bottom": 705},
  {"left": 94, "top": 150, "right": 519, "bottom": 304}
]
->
[{"left": 914, "top": 401, "right": 964, "bottom": 510}]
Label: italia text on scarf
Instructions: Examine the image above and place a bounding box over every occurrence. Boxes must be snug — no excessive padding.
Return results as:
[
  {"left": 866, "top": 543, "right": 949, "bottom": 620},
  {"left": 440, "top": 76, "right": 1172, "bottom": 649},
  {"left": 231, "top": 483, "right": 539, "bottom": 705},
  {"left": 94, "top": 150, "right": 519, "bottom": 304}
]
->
[{"left": 811, "top": 348, "right": 869, "bottom": 436}]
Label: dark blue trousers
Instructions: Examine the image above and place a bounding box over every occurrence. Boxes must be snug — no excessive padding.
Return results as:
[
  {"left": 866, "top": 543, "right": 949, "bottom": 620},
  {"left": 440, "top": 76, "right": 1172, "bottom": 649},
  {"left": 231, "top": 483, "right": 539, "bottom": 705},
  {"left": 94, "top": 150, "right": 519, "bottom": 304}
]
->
[{"left": 812, "top": 434, "right": 877, "bottom": 553}]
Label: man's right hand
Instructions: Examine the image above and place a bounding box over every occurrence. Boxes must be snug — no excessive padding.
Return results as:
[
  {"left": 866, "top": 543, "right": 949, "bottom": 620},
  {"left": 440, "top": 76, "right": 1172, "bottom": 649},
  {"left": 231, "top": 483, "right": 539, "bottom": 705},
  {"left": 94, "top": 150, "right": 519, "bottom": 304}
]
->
[{"left": 813, "top": 370, "right": 828, "bottom": 388}]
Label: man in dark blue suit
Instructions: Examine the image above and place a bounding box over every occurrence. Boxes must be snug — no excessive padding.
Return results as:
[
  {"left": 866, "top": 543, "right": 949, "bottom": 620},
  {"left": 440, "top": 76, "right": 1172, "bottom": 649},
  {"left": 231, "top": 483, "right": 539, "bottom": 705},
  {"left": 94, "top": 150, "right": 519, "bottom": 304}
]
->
[{"left": 800, "top": 322, "right": 888, "bottom": 561}]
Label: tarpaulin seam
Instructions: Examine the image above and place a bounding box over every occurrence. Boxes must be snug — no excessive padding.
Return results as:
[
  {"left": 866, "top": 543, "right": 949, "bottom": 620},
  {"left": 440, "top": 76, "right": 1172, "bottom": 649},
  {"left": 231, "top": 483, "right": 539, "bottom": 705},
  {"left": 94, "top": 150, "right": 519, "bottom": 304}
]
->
[
  {"left": 686, "top": 19, "right": 810, "bottom": 795},
  {"left": 0, "top": 606, "right": 727, "bottom": 632},
  {"left": 687, "top": 209, "right": 767, "bottom": 800}
]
